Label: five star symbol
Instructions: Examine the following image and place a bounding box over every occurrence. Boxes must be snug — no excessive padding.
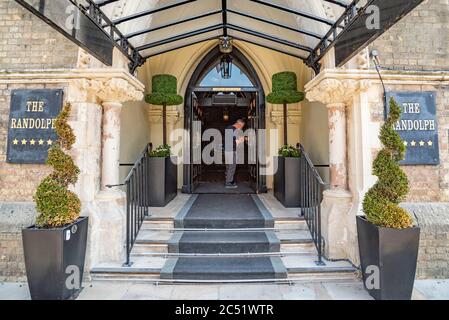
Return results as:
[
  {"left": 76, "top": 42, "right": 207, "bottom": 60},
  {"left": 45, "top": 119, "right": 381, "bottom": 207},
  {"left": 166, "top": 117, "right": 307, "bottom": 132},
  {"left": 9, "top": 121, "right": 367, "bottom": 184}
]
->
[
  {"left": 11, "top": 138, "right": 52, "bottom": 146},
  {"left": 428, "top": 140, "right": 433, "bottom": 146},
  {"left": 410, "top": 140, "right": 416, "bottom": 147}
]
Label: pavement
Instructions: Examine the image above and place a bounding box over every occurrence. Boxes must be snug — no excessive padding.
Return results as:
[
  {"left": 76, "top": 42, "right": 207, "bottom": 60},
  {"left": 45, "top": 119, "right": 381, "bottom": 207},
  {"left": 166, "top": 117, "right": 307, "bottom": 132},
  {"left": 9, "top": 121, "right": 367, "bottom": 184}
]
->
[{"left": 0, "top": 279, "right": 448, "bottom": 300}]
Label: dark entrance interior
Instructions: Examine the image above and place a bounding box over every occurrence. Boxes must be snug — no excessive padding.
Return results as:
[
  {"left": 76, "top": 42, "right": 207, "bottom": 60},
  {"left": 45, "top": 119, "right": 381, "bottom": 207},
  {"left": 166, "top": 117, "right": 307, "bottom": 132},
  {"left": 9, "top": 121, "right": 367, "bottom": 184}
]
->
[
  {"left": 193, "top": 91, "right": 257, "bottom": 194},
  {"left": 183, "top": 46, "right": 267, "bottom": 194}
]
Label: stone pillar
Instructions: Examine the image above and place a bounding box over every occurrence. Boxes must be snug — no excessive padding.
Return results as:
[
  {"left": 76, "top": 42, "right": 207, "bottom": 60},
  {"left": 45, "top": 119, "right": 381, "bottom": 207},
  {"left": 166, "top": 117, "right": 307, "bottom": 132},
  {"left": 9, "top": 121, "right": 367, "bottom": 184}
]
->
[
  {"left": 306, "top": 77, "right": 370, "bottom": 260},
  {"left": 96, "top": 78, "right": 144, "bottom": 192},
  {"left": 75, "top": 76, "right": 144, "bottom": 267},
  {"left": 101, "top": 101, "right": 122, "bottom": 190},
  {"left": 327, "top": 102, "right": 348, "bottom": 190}
]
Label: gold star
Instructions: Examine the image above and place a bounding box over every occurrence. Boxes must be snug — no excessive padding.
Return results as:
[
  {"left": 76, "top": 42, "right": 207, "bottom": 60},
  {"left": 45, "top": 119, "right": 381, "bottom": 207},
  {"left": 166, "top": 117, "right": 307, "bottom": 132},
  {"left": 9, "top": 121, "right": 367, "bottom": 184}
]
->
[
  {"left": 21, "top": 139, "right": 27, "bottom": 145},
  {"left": 403, "top": 141, "right": 408, "bottom": 146},
  {"left": 419, "top": 140, "right": 425, "bottom": 147},
  {"left": 410, "top": 140, "right": 416, "bottom": 146},
  {"left": 30, "top": 139, "right": 36, "bottom": 145},
  {"left": 47, "top": 139, "right": 53, "bottom": 146},
  {"left": 428, "top": 140, "right": 433, "bottom": 146},
  {"left": 13, "top": 139, "right": 18, "bottom": 145},
  {"left": 38, "top": 139, "right": 44, "bottom": 145}
]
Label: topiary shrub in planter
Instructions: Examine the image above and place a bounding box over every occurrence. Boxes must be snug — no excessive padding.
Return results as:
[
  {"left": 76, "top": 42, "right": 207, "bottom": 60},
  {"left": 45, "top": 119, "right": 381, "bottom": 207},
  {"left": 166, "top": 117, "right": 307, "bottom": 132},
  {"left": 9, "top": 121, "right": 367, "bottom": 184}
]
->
[
  {"left": 146, "top": 144, "right": 177, "bottom": 207},
  {"left": 274, "top": 145, "right": 302, "bottom": 208},
  {"left": 22, "top": 103, "right": 88, "bottom": 300},
  {"left": 145, "top": 74, "right": 183, "bottom": 145},
  {"left": 267, "top": 72, "right": 304, "bottom": 145},
  {"left": 357, "top": 97, "right": 420, "bottom": 300}
]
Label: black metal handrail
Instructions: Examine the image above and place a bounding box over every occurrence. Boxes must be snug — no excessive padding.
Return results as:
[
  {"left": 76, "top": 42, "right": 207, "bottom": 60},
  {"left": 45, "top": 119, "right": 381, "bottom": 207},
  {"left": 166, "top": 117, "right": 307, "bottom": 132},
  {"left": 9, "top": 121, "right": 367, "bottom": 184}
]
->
[
  {"left": 297, "top": 143, "right": 328, "bottom": 265},
  {"left": 107, "top": 143, "right": 152, "bottom": 266}
]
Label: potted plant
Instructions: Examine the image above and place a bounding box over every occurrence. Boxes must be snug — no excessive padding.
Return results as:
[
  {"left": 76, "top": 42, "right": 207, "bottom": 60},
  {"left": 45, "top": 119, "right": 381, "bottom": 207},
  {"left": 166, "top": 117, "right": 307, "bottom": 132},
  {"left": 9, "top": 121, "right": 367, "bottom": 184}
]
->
[
  {"left": 22, "top": 103, "right": 88, "bottom": 300},
  {"left": 357, "top": 97, "right": 420, "bottom": 300},
  {"left": 145, "top": 75, "right": 182, "bottom": 207},
  {"left": 146, "top": 144, "right": 177, "bottom": 207},
  {"left": 266, "top": 71, "right": 304, "bottom": 145},
  {"left": 274, "top": 145, "right": 302, "bottom": 207},
  {"left": 145, "top": 74, "right": 183, "bottom": 145}
]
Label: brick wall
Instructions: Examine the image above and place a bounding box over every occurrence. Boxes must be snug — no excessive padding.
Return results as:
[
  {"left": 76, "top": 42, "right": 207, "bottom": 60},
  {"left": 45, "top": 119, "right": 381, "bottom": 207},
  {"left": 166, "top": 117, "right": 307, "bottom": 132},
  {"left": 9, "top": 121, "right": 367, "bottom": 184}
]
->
[
  {"left": 371, "top": 0, "right": 449, "bottom": 71},
  {"left": 0, "top": 0, "right": 79, "bottom": 70},
  {"left": 0, "top": 232, "right": 26, "bottom": 282},
  {"left": 0, "top": 83, "right": 72, "bottom": 202},
  {"left": 369, "top": 82, "right": 449, "bottom": 202},
  {"left": 403, "top": 203, "right": 449, "bottom": 279}
]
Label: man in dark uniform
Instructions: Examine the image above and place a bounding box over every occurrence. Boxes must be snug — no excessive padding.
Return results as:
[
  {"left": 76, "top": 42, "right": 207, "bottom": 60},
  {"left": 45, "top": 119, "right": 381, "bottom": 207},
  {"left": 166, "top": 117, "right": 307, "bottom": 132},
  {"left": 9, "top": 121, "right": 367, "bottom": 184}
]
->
[{"left": 224, "top": 119, "right": 245, "bottom": 188}]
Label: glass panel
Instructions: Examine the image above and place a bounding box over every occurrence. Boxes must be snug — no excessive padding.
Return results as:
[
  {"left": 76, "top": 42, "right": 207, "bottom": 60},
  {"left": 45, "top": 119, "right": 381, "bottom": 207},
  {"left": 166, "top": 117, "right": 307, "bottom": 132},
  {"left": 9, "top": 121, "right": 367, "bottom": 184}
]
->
[{"left": 199, "top": 63, "right": 254, "bottom": 87}]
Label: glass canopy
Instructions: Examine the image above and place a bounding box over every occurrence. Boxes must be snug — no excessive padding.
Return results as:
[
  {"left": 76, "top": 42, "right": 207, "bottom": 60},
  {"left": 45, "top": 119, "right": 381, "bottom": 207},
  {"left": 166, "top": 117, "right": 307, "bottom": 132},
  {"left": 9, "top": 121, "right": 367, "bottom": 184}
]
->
[
  {"left": 90, "top": 0, "right": 356, "bottom": 60},
  {"left": 17, "top": 0, "right": 423, "bottom": 73}
]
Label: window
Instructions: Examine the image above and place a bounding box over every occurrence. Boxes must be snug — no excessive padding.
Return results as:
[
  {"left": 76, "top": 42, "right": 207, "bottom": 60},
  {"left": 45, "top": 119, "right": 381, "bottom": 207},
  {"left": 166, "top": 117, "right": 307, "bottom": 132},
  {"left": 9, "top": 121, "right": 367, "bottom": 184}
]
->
[{"left": 199, "top": 63, "right": 254, "bottom": 87}]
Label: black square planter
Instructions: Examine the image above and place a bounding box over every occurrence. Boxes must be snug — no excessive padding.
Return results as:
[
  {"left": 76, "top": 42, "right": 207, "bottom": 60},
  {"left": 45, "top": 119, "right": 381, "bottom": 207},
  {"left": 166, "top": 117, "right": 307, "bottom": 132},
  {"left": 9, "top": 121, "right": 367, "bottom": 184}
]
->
[
  {"left": 357, "top": 216, "right": 420, "bottom": 300},
  {"left": 147, "top": 156, "right": 177, "bottom": 207},
  {"left": 22, "top": 217, "right": 88, "bottom": 300},
  {"left": 274, "top": 156, "right": 301, "bottom": 207}
]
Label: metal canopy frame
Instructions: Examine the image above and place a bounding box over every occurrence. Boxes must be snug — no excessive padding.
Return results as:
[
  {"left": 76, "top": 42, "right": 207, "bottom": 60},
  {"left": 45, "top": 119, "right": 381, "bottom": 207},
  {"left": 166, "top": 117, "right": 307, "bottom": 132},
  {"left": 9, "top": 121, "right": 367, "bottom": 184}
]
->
[
  {"left": 17, "top": 0, "right": 403, "bottom": 74},
  {"left": 90, "top": 0, "right": 354, "bottom": 73}
]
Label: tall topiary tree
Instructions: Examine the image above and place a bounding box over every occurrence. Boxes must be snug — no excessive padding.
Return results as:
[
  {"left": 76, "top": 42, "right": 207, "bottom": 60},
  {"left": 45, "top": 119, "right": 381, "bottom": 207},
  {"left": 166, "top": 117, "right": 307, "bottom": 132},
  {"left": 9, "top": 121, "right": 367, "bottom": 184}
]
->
[
  {"left": 145, "top": 74, "right": 183, "bottom": 145},
  {"left": 267, "top": 71, "right": 304, "bottom": 146},
  {"left": 362, "top": 98, "right": 413, "bottom": 229},
  {"left": 34, "top": 103, "right": 81, "bottom": 228}
]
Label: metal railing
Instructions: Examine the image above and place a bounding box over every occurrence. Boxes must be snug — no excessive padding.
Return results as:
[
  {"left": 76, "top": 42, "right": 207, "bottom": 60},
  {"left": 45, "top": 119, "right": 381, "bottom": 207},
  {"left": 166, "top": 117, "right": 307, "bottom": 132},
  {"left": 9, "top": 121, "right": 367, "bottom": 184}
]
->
[
  {"left": 107, "top": 143, "right": 152, "bottom": 266},
  {"left": 297, "top": 143, "right": 327, "bottom": 265}
]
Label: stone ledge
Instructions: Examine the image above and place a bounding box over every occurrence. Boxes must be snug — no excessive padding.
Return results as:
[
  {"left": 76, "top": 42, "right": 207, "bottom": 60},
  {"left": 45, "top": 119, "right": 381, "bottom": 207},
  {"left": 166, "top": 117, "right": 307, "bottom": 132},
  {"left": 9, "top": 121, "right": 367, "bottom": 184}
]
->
[
  {"left": 401, "top": 202, "right": 449, "bottom": 229},
  {"left": 0, "top": 202, "right": 37, "bottom": 232}
]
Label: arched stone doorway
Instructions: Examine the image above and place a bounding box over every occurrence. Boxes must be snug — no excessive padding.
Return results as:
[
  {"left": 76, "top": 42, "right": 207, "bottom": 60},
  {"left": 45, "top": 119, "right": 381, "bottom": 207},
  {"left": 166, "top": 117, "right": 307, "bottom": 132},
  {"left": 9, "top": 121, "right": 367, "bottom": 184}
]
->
[{"left": 182, "top": 46, "right": 267, "bottom": 194}]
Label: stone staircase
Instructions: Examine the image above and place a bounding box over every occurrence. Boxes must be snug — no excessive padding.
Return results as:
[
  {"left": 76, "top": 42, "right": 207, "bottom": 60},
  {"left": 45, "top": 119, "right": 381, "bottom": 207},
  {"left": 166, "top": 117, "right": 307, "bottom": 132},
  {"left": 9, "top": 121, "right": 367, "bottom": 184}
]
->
[{"left": 90, "top": 215, "right": 357, "bottom": 282}]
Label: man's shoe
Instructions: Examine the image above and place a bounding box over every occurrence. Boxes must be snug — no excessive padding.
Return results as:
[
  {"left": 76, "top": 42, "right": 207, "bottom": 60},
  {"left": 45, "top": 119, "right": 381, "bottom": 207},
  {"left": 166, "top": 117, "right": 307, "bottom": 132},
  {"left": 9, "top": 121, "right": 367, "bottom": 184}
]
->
[{"left": 225, "top": 182, "right": 238, "bottom": 188}]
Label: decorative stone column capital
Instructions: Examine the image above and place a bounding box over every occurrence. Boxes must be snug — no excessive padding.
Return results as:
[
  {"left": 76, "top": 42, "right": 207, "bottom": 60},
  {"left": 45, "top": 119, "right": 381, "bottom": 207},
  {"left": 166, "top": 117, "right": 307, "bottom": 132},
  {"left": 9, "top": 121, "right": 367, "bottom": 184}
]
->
[
  {"left": 74, "top": 77, "right": 144, "bottom": 104},
  {"left": 306, "top": 78, "right": 371, "bottom": 105}
]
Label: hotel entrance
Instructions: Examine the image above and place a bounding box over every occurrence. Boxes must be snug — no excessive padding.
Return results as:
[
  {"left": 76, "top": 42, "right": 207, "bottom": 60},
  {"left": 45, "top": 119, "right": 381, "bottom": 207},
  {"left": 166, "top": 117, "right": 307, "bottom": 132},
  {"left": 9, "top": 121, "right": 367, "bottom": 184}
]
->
[{"left": 182, "top": 47, "right": 267, "bottom": 194}]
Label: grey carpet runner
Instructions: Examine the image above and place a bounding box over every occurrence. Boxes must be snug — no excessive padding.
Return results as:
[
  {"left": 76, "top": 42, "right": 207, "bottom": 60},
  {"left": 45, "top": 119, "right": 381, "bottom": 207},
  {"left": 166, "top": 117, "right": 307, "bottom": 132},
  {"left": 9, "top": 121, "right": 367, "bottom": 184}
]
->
[{"left": 161, "top": 194, "right": 288, "bottom": 280}]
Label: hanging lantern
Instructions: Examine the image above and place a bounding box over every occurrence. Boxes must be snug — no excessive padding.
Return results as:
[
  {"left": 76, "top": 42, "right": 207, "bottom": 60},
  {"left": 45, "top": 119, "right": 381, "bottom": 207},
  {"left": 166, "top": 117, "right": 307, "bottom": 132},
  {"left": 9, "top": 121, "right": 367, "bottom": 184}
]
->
[{"left": 220, "top": 54, "right": 232, "bottom": 79}]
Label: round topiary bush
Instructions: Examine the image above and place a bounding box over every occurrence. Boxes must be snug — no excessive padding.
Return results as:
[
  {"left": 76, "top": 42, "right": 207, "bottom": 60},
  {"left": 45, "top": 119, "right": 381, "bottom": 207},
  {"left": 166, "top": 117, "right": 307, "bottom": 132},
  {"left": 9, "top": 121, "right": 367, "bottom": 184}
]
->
[
  {"left": 362, "top": 98, "right": 413, "bottom": 229},
  {"left": 34, "top": 103, "right": 81, "bottom": 228}
]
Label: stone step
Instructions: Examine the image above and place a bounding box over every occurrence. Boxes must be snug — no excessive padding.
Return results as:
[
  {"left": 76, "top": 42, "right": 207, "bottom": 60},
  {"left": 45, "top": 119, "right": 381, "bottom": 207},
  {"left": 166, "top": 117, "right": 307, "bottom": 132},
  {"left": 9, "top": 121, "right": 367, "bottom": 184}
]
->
[
  {"left": 136, "top": 229, "right": 312, "bottom": 243},
  {"left": 141, "top": 217, "right": 307, "bottom": 231},
  {"left": 131, "top": 242, "right": 316, "bottom": 255},
  {"left": 168, "top": 231, "right": 280, "bottom": 254},
  {"left": 89, "top": 255, "right": 357, "bottom": 283},
  {"left": 161, "top": 256, "right": 288, "bottom": 280}
]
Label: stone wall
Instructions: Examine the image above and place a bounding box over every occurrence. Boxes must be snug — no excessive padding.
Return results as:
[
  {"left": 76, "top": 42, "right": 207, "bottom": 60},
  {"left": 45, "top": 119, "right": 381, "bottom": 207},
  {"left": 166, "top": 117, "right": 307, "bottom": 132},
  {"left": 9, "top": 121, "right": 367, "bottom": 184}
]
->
[
  {"left": 0, "top": 0, "right": 79, "bottom": 70},
  {"left": 371, "top": 0, "right": 449, "bottom": 71}
]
